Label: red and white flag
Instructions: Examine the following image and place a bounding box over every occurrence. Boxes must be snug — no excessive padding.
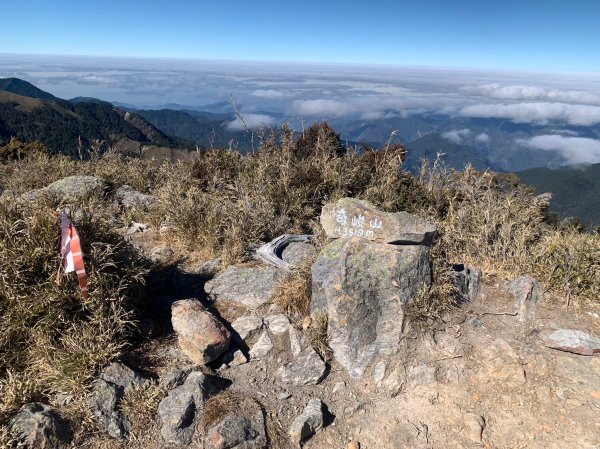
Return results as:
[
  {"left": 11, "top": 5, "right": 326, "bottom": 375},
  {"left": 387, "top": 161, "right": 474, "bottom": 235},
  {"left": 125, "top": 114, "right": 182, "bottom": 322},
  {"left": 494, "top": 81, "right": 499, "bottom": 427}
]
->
[{"left": 59, "top": 212, "right": 88, "bottom": 300}]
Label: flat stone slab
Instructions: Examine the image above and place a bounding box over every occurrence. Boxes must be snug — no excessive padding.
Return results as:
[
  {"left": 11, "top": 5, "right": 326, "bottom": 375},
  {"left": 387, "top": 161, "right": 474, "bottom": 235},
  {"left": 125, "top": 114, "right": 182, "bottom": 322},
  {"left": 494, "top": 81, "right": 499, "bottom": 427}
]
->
[
  {"left": 320, "top": 197, "right": 437, "bottom": 245},
  {"left": 204, "top": 266, "right": 286, "bottom": 309},
  {"left": 543, "top": 329, "right": 600, "bottom": 356},
  {"left": 279, "top": 348, "right": 327, "bottom": 386}
]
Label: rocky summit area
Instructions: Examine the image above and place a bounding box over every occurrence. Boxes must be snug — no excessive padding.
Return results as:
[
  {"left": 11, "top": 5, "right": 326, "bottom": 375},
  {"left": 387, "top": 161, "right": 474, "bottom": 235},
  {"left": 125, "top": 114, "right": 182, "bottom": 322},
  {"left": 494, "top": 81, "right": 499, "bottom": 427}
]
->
[{"left": 3, "top": 172, "right": 600, "bottom": 449}]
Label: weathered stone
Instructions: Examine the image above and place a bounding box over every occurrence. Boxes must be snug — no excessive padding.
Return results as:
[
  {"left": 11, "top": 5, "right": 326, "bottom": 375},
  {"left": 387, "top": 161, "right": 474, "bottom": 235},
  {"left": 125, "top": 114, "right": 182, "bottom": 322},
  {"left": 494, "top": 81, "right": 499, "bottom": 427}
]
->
[
  {"left": 452, "top": 264, "right": 482, "bottom": 302},
  {"left": 116, "top": 184, "right": 156, "bottom": 210},
  {"left": 171, "top": 299, "right": 231, "bottom": 364},
  {"left": 100, "top": 362, "right": 149, "bottom": 393},
  {"left": 463, "top": 413, "right": 486, "bottom": 443},
  {"left": 507, "top": 275, "right": 543, "bottom": 322},
  {"left": 373, "top": 361, "right": 387, "bottom": 383},
  {"left": 232, "top": 316, "right": 264, "bottom": 342},
  {"left": 158, "top": 371, "right": 214, "bottom": 446},
  {"left": 194, "top": 259, "right": 222, "bottom": 277},
  {"left": 205, "top": 410, "right": 267, "bottom": 449},
  {"left": 125, "top": 221, "right": 148, "bottom": 235},
  {"left": 288, "top": 398, "right": 324, "bottom": 445},
  {"left": 205, "top": 266, "right": 286, "bottom": 309},
  {"left": 265, "top": 314, "right": 290, "bottom": 334},
  {"left": 279, "top": 348, "right": 327, "bottom": 386},
  {"left": 348, "top": 442, "right": 361, "bottom": 449},
  {"left": 281, "top": 242, "right": 318, "bottom": 267},
  {"left": 320, "top": 198, "right": 437, "bottom": 244},
  {"left": 160, "top": 365, "right": 201, "bottom": 390},
  {"left": 249, "top": 332, "right": 273, "bottom": 360},
  {"left": 150, "top": 245, "right": 174, "bottom": 264},
  {"left": 47, "top": 175, "right": 108, "bottom": 200},
  {"left": 289, "top": 326, "right": 306, "bottom": 357},
  {"left": 332, "top": 381, "right": 346, "bottom": 394},
  {"left": 312, "top": 238, "right": 431, "bottom": 379},
  {"left": 9, "top": 403, "right": 72, "bottom": 449},
  {"left": 543, "top": 329, "right": 600, "bottom": 356},
  {"left": 87, "top": 379, "right": 130, "bottom": 439}
]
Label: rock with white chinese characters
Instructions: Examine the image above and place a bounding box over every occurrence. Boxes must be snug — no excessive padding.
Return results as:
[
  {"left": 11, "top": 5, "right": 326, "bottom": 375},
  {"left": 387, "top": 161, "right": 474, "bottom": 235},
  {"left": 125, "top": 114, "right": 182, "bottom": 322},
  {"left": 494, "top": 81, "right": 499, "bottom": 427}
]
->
[{"left": 320, "top": 197, "right": 437, "bottom": 245}]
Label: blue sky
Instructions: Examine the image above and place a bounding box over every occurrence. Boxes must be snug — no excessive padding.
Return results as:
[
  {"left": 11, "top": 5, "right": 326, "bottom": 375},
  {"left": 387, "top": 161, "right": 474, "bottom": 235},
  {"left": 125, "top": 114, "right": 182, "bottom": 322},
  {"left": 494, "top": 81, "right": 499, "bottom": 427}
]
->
[{"left": 2, "top": 0, "right": 600, "bottom": 72}]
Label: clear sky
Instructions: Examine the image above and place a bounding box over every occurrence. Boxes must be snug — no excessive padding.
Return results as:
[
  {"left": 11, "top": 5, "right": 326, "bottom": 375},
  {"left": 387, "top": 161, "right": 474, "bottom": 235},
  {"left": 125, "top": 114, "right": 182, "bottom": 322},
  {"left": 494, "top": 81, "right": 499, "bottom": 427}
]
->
[{"left": 1, "top": 0, "right": 600, "bottom": 72}]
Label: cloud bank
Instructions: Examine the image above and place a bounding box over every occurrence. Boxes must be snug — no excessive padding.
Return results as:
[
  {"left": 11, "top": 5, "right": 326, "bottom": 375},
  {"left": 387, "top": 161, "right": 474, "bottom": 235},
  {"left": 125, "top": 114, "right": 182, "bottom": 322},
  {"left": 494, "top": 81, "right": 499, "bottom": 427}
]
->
[
  {"left": 225, "top": 113, "right": 276, "bottom": 130},
  {"left": 517, "top": 134, "right": 600, "bottom": 165},
  {"left": 461, "top": 102, "right": 600, "bottom": 126}
]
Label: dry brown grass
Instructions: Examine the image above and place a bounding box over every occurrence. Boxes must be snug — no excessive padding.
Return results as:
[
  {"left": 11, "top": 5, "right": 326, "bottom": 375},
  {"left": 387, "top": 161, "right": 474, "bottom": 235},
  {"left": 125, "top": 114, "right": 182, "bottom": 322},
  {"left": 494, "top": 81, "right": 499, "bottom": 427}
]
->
[
  {"left": 0, "top": 196, "right": 147, "bottom": 423},
  {"left": 119, "top": 382, "right": 166, "bottom": 442},
  {"left": 271, "top": 263, "right": 313, "bottom": 319},
  {"left": 306, "top": 313, "right": 332, "bottom": 361}
]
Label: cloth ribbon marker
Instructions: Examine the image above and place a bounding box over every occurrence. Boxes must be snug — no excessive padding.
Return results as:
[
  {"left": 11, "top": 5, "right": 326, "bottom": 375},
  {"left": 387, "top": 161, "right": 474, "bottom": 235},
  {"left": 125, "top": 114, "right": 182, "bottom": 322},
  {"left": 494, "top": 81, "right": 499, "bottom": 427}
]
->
[{"left": 59, "top": 212, "right": 89, "bottom": 300}]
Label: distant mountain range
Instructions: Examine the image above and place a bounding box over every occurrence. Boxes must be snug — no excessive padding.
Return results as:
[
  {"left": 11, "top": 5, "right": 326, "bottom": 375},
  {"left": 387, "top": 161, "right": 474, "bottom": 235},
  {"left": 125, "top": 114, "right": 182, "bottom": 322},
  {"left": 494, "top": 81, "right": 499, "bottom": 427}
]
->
[
  {"left": 1, "top": 77, "right": 599, "bottom": 228},
  {"left": 518, "top": 163, "right": 600, "bottom": 229},
  {"left": 0, "top": 78, "right": 187, "bottom": 157}
]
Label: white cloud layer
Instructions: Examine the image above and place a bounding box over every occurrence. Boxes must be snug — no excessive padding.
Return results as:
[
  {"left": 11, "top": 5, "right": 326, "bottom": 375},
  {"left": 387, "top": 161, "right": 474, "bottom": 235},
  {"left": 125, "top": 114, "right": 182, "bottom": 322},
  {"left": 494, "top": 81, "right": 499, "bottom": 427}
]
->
[
  {"left": 475, "top": 133, "right": 490, "bottom": 143},
  {"left": 442, "top": 128, "right": 472, "bottom": 144},
  {"left": 517, "top": 134, "right": 600, "bottom": 165},
  {"left": 461, "top": 102, "right": 600, "bottom": 126},
  {"left": 462, "top": 83, "right": 600, "bottom": 105},
  {"left": 251, "top": 89, "right": 288, "bottom": 98},
  {"left": 290, "top": 99, "right": 354, "bottom": 117},
  {"left": 225, "top": 113, "right": 276, "bottom": 130}
]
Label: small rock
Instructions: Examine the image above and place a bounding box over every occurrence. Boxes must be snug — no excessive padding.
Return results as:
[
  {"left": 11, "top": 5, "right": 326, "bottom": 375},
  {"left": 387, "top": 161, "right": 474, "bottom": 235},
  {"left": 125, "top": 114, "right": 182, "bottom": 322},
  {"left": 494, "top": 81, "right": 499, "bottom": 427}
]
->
[
  {"left": 278, "top": 392, "right": 292, "bottom": 400},
  {"left": 9, "top": 403, "right": 72, "bottom": 449},
  {"left": 125, "top": 221, "right": 148, "bottom": 235},
  {"left": 231, "top": 349, "right": 250, "bottom": 366},
  {"left": 265, "top": 314, "right": 290, "bottom": 334},
  {"left": 407, "top": 364, "right": 437, "bottom": 387},
  {"left": 87, "top": 379, "right": 130, "bottom": 439},
  {"left": 100, "top": 362, "right": 149, "bottom": 393},
  {"left": 463, "top": 413, "right": 485, "bottom": 443},
  {"left": 452, "top": 264, "right": 482, "bottom": 302},
  {"left": 150, "top": 246, "right": 174, "bottom": 264},
  {"left": 289, "top": 326, "right": 306, "bottom": 356},
  {"left": 373, "top": 361, "right": 387, "bottom": 383},
  {"left": 171, "top": 299, "right": 231, "bottom": 365},
  {"left": 205, "top": 410, "right": 267, "bottom": 449},
  {"left": 543, "top": 329, "right": 600, "bottom": 356},
  {"left": 348, "top": 442, "right": 361, "bottom": 449},
  {"left": 279, "top": 348, "right": 327, "bottom": 386},
  {"left": 506, "top": 275, "right": 542, "bottom": 322},
  {"left": 250, "top": 332, "right": 273, "bottom": 360},
  {"left": 332, "top": 381, "right": 345, "bottom": 394},
  {"left": 116, "top": 185, "right": 156, "bottom": 210},
  {"left": 232, "top": 316, "right": 264, "bottom": 342},
  {"left": 158, "top": 371, "right": 214, "bottom": 446},
  {"left": 288, "top": 398, "right": 324, "bottom": 445},
  {"left": 194, "top": 259, "right": 222, "bottom": 277},
  {"left": 160, "top": 365, "right": 201, "bottom": 390},
  {"left": 302, "top": 316, "right": 312, "bottom": 330}
]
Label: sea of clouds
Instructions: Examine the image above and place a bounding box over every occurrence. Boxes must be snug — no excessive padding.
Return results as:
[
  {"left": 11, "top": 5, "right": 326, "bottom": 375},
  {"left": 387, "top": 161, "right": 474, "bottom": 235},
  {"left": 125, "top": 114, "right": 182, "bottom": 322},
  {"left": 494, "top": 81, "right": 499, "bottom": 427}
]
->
[{"left": 2, "top": 54, "right": 600, "bottom": 164}]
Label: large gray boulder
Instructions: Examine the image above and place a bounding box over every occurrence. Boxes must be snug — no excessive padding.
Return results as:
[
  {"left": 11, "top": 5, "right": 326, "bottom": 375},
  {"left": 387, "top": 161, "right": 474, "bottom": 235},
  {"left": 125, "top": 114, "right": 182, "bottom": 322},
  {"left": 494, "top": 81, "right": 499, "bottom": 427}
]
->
[
  {"left": 204, "top": 266, "right": 286, "bottom": 309},
  {"left": 320, "top": 197, "right": 437, "bottom": 244},
  {"left": 312, "top": 238, "right": 431, "bottom": 379},
  {"left": 158, "top": 371, "right": 215, "bottom": 446},
  {"left": 48, "top": 175, "right": 108, "bottom": 200},
  {"left": 9, "top": 403, "right": 72, "bottom": 449},
  {"left": 171, "top": 299, "right": 231, "bottom": 364}
]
